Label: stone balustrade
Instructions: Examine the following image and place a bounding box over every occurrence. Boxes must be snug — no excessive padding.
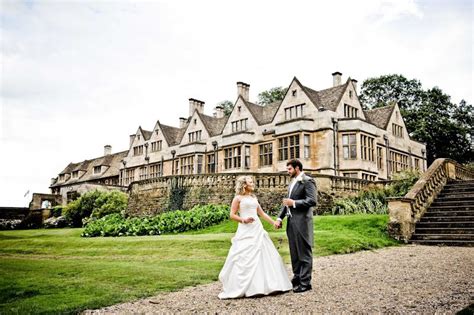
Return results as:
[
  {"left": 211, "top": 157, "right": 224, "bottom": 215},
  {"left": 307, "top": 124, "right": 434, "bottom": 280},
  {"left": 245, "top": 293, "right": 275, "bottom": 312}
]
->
[
  {"left": 127, "top": 172, "right": 378, "bottom": 216},
  {"left": 387, "top": 159, "right": 474, "bottom": 242}
]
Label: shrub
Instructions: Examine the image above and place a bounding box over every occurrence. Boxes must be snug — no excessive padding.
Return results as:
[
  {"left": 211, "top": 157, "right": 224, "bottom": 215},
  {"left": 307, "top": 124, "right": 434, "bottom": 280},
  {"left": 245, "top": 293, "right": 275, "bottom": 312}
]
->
[
  {"left": 51, "top": 206, "right": 63, "bottom": 217},
  {"left": 63, "top": 190, "right": 128, "bottom": 227},
  {"left": 82, "top": 204, "right": 229, "bottom": 237},
  {"left": 331, "top": 170, "right": 420, "bottom": 215}
]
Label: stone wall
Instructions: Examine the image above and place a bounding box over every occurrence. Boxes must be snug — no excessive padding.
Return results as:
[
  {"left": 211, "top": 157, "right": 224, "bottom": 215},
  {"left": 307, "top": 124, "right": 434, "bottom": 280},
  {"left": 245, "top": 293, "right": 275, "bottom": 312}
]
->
[{"left": 127, "top": 172, "right": 377, "bottom": 217}]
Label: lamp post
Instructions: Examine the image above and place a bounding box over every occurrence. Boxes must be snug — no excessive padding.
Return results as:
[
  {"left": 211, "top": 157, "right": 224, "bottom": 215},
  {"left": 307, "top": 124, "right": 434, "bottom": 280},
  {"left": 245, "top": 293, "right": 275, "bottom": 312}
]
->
[
  {"left": 383, "top": 135, "right": 390, "bottom": 179},
  {"left": 212, "top": 141, "right": 218, "bottom": 173},
  {"left": 171, "top": 150, "right": 176, "bottom": 175}
]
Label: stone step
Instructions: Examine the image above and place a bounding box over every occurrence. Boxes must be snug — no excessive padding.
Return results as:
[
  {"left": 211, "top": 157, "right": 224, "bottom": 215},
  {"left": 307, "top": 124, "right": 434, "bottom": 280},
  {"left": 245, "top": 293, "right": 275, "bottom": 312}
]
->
[
  {"left": 442, "top": 186, "right": 474, "bottom": 193},
  {"left": 429, "top": 205, "right": 474, "bottom": 211},
  {"left": 424, "top": 210, "right": 474, "bottom": 217},
  {"left": 436, "top": 195, "right": 474, "bottom": 201},
  {"left": 409, "top": 239, "right": 474, "bottom": 246},
  {"left": 416, "top": 221, "right": 474, "bottom": 228},
  {"left": 430, "top": 200, "right": 474, "bottom": 207},
  {"left": 411, "top": 234, "right": 474, "bottom": 241},
  {"left": 419, "top": 216, "right": 474, "bottom": 222},
  {"left": 414, "top": 227, "right": 474, "bottom": 234},
  {"left": 443, "top": 184, "right": 474, "bottom": 190}
]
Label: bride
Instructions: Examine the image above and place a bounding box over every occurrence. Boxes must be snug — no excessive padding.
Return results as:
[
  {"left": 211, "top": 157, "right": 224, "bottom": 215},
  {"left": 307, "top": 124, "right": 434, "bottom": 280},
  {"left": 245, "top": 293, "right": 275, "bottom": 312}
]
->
[{"left": 218, "top": 176, "right": 292, "bottom": 299}]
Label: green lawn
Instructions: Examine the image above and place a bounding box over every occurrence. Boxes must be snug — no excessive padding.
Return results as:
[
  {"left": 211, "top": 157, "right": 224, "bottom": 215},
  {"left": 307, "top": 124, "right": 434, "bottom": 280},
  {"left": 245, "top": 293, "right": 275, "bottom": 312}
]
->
[{"left": 0, "top": 214, "right": 399, "bottom": 314}]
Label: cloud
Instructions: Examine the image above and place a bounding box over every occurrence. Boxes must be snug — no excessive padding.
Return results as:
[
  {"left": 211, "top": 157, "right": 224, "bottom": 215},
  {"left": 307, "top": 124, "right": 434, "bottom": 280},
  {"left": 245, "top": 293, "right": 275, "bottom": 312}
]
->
[{"left": 0, "top": 0, "right": 471, "bottom": 206}]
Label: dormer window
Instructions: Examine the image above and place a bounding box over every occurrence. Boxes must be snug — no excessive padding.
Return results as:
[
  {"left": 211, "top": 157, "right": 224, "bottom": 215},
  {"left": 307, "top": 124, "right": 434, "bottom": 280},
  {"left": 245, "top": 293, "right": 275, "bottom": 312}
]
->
[
  {"left": 188, "top": 130, "right": 202, "bottom": 142},
  {"left": 133, "top": 145, "right": 144, "bottom": 156},
  {"left": 284, "top": 104, "right": 304, "bottom": 120},
  {"left": 344, "top": 104, "right": 358, "bottom": 118},
  {"left": 94, "top": 166, "right": 101, "bottom": 174},
  {"left": 151, "top": 140, "right": 162, "bottom": 152},
  {"left": 392, "top": 123, "right": 403, "bottom": 138},
  {"left": 231, "top": 118, "right": 248, "bottom": 132},
  {"left": 292, "top": 89, "right": 297, "bottom": 97},
  {"left": 72, "top": 171, "right": 78, "bottom": 179},
  {"left": 59, "top": 174, "right": 65, "bottom": 182}
]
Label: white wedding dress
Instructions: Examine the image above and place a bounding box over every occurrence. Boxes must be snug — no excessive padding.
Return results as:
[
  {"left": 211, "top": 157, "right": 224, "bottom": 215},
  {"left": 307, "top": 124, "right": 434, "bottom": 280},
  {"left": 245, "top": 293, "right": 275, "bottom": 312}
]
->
[{"left": 218, "top": 196, "right": 292, "bottom": 299}]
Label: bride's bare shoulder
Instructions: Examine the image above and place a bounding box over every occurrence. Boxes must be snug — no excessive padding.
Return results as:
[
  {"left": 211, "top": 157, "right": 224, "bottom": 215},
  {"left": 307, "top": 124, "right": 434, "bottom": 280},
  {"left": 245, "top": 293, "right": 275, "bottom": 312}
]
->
[{"left": 233, "top": 195, "right": 243, "bottom": 202}]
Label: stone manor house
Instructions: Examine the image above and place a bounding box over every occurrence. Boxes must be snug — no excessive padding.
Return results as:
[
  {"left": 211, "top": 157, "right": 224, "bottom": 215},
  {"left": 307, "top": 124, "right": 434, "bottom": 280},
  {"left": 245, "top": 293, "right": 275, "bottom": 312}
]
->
[{"left": 50, "top": 72, "right": 427, "bottom": 204}]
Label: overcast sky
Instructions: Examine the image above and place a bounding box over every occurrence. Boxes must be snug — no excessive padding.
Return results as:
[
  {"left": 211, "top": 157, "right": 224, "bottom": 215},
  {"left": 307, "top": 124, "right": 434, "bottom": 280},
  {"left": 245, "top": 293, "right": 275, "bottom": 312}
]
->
[{"left": 0, "top": 0, "right": 472, "bottom": 206}]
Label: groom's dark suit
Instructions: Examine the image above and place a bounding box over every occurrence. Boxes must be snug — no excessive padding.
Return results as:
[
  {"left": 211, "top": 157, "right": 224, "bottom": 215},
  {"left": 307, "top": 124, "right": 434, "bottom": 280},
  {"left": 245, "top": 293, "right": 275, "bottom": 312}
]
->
[{"left": 278, "top": 172, "right": 317, "bottom": 289}]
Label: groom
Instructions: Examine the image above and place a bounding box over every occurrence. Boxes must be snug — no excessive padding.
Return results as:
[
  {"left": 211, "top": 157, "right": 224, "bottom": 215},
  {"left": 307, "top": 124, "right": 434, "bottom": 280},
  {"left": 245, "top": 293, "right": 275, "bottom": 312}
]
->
[{"left": 275, "top": 159, "right": 317, "bottom": 293}]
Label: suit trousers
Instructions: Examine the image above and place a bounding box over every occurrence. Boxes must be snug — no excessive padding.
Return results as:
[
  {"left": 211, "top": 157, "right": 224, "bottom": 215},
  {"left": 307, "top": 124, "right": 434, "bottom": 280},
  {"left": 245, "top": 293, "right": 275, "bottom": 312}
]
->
[{"left": 287, "top": 216, "right": 313, "bottom": 287}]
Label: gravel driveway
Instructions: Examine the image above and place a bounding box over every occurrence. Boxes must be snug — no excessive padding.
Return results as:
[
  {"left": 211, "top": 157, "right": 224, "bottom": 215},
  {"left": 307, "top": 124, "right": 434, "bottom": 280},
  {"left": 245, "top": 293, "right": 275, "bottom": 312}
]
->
[{"left": 85, "top": 245, "right": 473, "bottom": 314}]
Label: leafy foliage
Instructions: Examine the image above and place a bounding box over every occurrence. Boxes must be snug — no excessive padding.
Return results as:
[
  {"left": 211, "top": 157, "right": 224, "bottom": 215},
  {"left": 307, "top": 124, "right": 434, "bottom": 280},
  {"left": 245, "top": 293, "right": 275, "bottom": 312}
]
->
[
  {"left": 217, "top": 100, "right": 234, "bottom": 116},
  {"left": 63, "top": 190, "right": 128, "bottom": 227},
  {"left": 81, "top": 204, "right": 229, "bottom": 237},
  {"left": 359, "top": 74, "right": 474, "bottom": 164},
  {"left": 257, "top": 86, "right": 288, "bottom": 105},
  {"left": 331, "top": 170, "right": 420, "bottom": 215}
]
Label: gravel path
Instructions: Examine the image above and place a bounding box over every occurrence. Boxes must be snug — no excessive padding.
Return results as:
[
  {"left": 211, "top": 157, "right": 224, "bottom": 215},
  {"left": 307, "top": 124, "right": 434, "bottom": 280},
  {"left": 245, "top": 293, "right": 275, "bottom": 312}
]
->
[{"left": 85, "top": 245, "right": 473, "bottom": 314}]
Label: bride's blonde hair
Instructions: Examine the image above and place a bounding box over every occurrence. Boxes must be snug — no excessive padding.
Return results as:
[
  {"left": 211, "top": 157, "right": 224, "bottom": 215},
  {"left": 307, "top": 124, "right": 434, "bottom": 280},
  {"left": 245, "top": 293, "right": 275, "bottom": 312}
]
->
[{"left": 235, "top": 175, "right": 254, "bottom": 195}]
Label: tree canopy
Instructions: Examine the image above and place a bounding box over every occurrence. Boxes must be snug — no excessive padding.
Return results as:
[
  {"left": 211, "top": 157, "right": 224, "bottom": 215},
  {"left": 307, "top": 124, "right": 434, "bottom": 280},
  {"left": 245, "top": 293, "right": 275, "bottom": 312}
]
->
[
  {"left": 257, "top": 86, "right": 288, "bottom": 105},
  {"left": 359, "top": 74, "right": 473, "bottom": 164},
  {"left": 217, "top": 100, "right": 234, "bottom": 117}
]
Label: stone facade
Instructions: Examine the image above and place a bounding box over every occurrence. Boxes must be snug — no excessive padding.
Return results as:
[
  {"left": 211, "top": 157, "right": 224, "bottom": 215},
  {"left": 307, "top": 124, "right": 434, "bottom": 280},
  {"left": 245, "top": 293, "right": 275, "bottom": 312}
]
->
[
  {"left": 121, "top": 72, "right": 426, "bottom": 188},
  {"left": 50, "top": 71, "right": 427, "bottom": 213},
  {"left": 50, "top": 148, "right": 128, "bottom": 205}
]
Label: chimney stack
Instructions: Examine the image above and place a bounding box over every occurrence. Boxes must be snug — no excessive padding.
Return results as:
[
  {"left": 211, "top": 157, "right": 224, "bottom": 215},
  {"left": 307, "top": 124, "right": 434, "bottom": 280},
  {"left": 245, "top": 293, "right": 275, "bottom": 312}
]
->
[
  {"left": 188, "top": 98, "right": 205, "bottom": 117},
  {"left": 104, "top": 145, "right": 112, "bottom": 156},
  {"left": 179, "top": 117, "right": 187, "bottom": 128},
  {"left": 237, "top": 82, "right": 250, "bottom": 101},
  {"left": 129, "top": 134, "right": 135, "bottom": 147},
  {"left": 351, "top": 79, "right": 358, "bottom": 92},
  {"left": 215, "top": 105, "right": 225, "bottom": 118},
  {"left": 332, "top": 71, "right": 342, "bottom": 87}
]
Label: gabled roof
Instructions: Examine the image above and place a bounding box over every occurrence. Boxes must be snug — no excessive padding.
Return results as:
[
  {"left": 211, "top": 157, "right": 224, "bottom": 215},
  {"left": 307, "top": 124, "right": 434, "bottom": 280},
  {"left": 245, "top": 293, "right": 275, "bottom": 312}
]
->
[
  {"left": 244, "top": 99, "right": 281, "bottom": 125},
  {"left": 51, "top": 150, "right": 128, "bottom": 187},
  {"left": 197, "top": 111, "right": 228, "bottom": 137},
  {"left": 160, "top": 123, "right": 186, "bottom": 146},
  {"left": 59, "top": 162, "right": 81, "bottom": 175},
  {"left": 133, "top": 126, "right": 153, "bottom": 141},
  {"left": 303, "top": 79, "right": 350, "bottom": 111},
  {"left": 363, "top": 104, "right": 396, "bottom": 129}
]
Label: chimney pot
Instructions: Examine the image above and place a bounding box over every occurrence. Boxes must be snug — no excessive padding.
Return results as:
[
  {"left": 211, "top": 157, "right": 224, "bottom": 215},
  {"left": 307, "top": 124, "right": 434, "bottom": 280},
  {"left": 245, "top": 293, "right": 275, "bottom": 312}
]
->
[
  {"left": 351, "top": 79, "right": 358, "bottom": 91},
  {"left": 189, "top": 98, "right": 205, "bottom": 116},
  {"left": 104, "top": 145, "right": 112, "bottom": 156},
  {"left": 332, "top": 71, "right": 342, "bottom": 87},
  {"left": 237, "top": 82, "right": 250, "bottom": 101},
  {"left": 215, "top": 105, "right": 225, "bottom": 118}
]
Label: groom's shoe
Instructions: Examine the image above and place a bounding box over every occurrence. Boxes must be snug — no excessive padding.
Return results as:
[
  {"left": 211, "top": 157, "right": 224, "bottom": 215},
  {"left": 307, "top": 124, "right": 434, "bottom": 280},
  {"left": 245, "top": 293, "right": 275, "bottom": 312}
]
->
[
  {"left": 291, "top": 279, "right": 300, "bottom": 290},
  {"left": 293, "top": 285, "right": 312, "bottom": 293}
]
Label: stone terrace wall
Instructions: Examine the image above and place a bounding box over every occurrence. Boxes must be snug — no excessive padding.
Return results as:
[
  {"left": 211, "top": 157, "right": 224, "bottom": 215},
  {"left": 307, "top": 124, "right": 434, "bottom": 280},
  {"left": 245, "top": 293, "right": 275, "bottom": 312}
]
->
[{"left": 127, "top": 173, "right": 378, "bottom": 217}]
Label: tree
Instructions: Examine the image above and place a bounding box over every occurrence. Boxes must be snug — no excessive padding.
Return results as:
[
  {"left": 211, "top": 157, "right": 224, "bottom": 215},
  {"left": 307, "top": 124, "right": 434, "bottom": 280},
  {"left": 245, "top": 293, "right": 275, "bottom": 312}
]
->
[
  {"left": 217, "top": 100, "right": 234, "bottom": 117},
  {"left": 360, "top": 74, "right": 473, "bottom": 164},
  {"left": 257, "top": 87, "right": 288, "bottom": 105}
]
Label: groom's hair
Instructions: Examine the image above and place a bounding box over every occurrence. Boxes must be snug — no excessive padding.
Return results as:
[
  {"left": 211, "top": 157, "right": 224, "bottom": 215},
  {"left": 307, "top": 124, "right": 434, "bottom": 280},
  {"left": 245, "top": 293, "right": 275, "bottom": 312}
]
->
[{"left": 287, "top": 159, "right": 303, "bottom": 171}]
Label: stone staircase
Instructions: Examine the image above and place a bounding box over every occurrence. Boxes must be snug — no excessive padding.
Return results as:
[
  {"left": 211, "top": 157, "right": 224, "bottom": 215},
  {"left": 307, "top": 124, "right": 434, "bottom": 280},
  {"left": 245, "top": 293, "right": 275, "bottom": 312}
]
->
[{"left": 410, "top": 180, "right": 474, "bottom": 246}]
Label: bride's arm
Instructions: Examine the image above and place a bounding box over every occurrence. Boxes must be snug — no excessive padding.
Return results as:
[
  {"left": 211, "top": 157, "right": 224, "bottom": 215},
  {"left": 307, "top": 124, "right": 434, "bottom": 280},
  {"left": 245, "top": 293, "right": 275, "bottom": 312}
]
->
[
  {"left": 256, "top": 203, "right": 275, "bottom": 226},
  {"left": 230, "top": 196, "right": 253, "bottom": 224}
]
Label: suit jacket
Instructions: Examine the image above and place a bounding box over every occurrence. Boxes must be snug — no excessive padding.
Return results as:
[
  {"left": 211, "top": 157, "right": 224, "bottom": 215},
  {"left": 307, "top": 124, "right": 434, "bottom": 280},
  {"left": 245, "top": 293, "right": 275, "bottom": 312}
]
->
[{"left": 278, "top": 173, "right": 317, "bottom": 247}]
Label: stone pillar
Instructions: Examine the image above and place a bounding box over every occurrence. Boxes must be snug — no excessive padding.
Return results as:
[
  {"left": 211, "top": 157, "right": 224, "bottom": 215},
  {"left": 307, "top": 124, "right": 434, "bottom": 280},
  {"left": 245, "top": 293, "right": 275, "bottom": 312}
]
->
[
  {"left": 446, "top": 160, "right": 456, "bottom": 180},
  {"left": 387, "top": 197, "right": 415, "bottom": 242}
]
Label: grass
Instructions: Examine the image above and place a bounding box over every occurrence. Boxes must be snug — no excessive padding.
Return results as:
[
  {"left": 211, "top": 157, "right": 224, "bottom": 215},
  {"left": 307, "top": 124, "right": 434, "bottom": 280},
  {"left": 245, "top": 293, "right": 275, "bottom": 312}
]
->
[{"left": 0, "top": 214, "right": 399, "bottom": 314}]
